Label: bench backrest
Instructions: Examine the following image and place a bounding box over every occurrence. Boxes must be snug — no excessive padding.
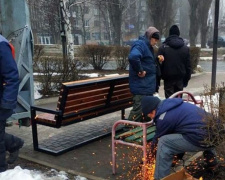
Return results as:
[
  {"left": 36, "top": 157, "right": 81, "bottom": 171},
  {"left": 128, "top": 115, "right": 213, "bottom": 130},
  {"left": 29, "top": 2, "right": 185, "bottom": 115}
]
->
[{"left": 55, "top": 75, "right": 133, "bottom": 126}]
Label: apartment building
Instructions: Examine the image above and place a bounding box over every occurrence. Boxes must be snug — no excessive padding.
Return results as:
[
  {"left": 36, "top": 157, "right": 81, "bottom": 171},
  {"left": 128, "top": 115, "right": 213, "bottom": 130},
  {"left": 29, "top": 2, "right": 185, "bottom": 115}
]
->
[{"left": 28, "top": 0, "right": 148, "bottom": 45}]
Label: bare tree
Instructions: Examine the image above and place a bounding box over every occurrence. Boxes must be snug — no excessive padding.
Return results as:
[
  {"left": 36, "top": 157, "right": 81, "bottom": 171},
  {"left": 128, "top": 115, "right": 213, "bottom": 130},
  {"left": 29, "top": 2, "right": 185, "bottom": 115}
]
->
[
  {"left": 188, "top": 0, "right": 200, "bottom": 47},
  {"left": 106, "top": 0, "right": 128, "bottom": 45},
  {"left": 146, "top": 0, "right": 178, "bottom": 36},
  {"left": 198, "top": 0, "right": 213, "bottom": 48}
]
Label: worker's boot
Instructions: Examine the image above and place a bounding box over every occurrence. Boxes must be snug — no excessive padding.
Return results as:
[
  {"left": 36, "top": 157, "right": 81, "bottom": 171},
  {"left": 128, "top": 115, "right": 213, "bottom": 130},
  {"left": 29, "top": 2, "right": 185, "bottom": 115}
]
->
[{"left": 7, "top": 139, "right": 24, "bottom": 164}]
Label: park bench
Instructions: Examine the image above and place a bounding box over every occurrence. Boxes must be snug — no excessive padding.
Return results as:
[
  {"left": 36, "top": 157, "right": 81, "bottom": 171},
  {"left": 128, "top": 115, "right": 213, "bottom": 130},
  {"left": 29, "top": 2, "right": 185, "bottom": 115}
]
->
[
  {"left": 112, "top": 91, "right": 203, "bottom": 176},
  {"left": 31, "top": 74, "right": 133, "bottom": 155}
]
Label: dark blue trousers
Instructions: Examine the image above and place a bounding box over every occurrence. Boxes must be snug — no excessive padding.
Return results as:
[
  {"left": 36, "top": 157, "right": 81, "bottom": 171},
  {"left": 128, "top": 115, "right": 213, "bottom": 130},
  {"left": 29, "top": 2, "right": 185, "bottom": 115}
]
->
[{"left": 0, "top": 120, "right": 23, "bottom": 172}]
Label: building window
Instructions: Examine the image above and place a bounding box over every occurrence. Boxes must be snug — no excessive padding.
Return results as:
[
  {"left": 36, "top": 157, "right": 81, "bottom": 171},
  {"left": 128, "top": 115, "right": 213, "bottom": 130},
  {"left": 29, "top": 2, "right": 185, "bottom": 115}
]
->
[
  {"left": 92, "top": 32, "right": 100, "bottom": 40},
  {"left": 74, "top": 34, "right": 79, "bottom": 45},
  {"left": 85, "top": 20, "right": 89, "bottom": 27},
  {"left": 104, "top": 33, "right": 109, "bottom": 40},
  {"left": 86, "top": 32, "right": 90, "bottom": 40},
  {"left": 38, "top": 35, "right": 51, "bottom": 44},
  {"left": 84, "top": 6, "right": 89, "bottom": 14},
  {"left": 94, "top": 8, "right": 99, "bottom": 16},
  {"left": 75, "top": 19, "right": 79, "bottom": 27},
  {"left": 94, "top": 20, "right": 100, "bottom": 27}
]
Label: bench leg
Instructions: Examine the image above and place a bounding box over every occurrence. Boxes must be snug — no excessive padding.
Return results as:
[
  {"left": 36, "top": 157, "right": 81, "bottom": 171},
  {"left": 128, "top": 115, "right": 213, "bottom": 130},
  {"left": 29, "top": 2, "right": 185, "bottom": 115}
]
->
[
  {"left": 31, "top": 108, "right": 39, "bottom": 150},
  {"left": 32, "top": 120, "right": 38, "bottom": 150}
]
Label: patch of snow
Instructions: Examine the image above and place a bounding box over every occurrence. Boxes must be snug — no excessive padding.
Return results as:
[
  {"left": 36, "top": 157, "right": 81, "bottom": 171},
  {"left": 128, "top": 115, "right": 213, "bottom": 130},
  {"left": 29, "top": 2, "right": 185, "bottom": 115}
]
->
[
  {"left": 105, "top": 74, "right": 119, "bottom": 76},
  {"left": 34, "top": 82, "right": 42, "bottom": 100},
  {"left": 75, "top": 175, "right": 88, "bottom": 180},
  {"left": 78, "top": 73, "right": 99, "bottom": 77},
  {"left": 0, "top": 166, "right": 88, "bottom": 180}
]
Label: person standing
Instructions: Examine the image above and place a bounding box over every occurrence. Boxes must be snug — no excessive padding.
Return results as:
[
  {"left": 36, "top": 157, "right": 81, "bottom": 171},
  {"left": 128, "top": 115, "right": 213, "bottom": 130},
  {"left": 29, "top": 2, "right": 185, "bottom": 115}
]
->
[
  {"left": 158, "top": 25, "right": 191, "bottom": 98},
  {"left": 141, "top": 96, "right": 218, "bottom": 180},
  {"left": 128, "top": 26, "right": 163, "bottom": 122},
  {"left": 0, "top": 34, "right": 24, "bottom": 173}
]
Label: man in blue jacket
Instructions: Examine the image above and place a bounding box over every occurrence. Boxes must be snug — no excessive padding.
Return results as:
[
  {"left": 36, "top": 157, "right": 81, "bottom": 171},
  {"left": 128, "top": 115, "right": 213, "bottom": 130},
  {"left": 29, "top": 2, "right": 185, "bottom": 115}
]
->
[
  {"left": 128, "top": 26, "right": 163, "bottom": 122},
  {"left": 0, "top": 34, "right": 24, "bottom": 173},
  {"left": 141, "top": 96, "right": 218, "bottom": 180}
]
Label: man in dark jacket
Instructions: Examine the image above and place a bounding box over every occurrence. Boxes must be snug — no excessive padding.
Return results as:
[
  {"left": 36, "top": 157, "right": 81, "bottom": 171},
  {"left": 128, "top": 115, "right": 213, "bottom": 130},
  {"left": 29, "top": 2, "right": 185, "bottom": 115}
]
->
[
  {"left": 128, "top": 26, "right": 164, "bottom": 122},
  {"left": 0, "top": 34, "right": 24, "bottom": 173},
  {"left": 141, "top": 96, "right": 218, "bottom": 180},
  {"left": 158, "top": 25, "right": 191, "bottom": 98}
]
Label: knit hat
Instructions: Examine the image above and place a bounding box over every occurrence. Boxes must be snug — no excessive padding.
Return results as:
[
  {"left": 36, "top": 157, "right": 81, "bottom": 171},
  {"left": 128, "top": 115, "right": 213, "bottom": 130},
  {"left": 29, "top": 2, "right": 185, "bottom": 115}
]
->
[
  {"left": 151, "top": 32, "right": 160, "bottom": 40},
  {"left": 141, "top": 96, "right": 161, "bottom": 115},
  {"left": 169, "top": 25, "right": 180, "bottom": 36}
]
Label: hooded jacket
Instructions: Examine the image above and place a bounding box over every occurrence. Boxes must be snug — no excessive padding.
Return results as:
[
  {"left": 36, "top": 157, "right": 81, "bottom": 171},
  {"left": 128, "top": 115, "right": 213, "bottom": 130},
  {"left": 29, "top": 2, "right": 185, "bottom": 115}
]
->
[
  {"left": 0, "top": 35, "right": 19, "bottom": 111},
  {"left": 128, "top": 27, "right": 159, "bottom": 95},
  {"left": 158, "top": 35, "right": 191, "bottom": 84},
  {"left": 153, "top": 98, "right": 208, "bottom": 148}
]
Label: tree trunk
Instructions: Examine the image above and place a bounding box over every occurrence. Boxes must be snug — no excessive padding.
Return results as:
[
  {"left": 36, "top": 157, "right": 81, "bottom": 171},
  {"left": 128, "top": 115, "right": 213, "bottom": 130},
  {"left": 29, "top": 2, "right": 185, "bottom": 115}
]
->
[
  {"left": 188, "top": 0, "right": 200, "bottom": 47},
  {"left": 198, "top": 0, "right": 213, "bottom": 48},
  {"left": 107, "top": 0, "right": 123, "bottom": 45}
]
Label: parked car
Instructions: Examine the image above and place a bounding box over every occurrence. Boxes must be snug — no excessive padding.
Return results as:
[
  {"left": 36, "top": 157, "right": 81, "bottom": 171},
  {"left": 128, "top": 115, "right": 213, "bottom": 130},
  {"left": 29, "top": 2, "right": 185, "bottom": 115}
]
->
[{"left": 207, "top": 36, "right": 225, "bottom": 48}]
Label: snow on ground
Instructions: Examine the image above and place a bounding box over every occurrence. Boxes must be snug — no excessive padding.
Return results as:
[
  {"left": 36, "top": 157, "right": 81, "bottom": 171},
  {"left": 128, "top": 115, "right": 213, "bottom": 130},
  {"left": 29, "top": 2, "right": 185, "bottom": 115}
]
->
[{"left": 0, "top": 166, "right": 87, "bottom": 180}]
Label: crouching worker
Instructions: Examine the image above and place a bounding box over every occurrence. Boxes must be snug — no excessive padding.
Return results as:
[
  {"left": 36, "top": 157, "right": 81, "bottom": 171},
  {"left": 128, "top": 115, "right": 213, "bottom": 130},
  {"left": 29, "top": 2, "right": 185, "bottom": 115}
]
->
[{"left": 141, "top": 96, "right": 218, "bottom": 180}]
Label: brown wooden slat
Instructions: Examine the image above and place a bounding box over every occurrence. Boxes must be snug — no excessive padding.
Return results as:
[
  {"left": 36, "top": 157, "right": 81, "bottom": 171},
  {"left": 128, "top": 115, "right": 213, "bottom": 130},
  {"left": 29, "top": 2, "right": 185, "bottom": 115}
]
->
[
  {"left": 65, "top": 88, "right": 131, "bottom": 108},
  {"left": 114, "top": 83, "right": 129, "bottom": 89},
  {"left": 113, "top": 89, "right": 132, "bottom": 97},
  {"left": 64, "top": 99, "right": 106, "bottom": 113},
  {"left": 65, "top": 94, "right": 107, "bottom": 107},
  {"left": 61, "top": 101, "right": 133, "bottom": 125},
  {"left": 63, "top": 74, "right": 128, "bottom": 85},
  {"left": 35, "top": 113, "right": 56, "bottom": 125},
  {"left": 68, "top": 82, "right": 110, "bottom": 94},
  {"left": 111, "top": 94, "right": 132, "bottom": 102},
  {"left": 66, "top": 88, "right": 110, "bottom": 101}
]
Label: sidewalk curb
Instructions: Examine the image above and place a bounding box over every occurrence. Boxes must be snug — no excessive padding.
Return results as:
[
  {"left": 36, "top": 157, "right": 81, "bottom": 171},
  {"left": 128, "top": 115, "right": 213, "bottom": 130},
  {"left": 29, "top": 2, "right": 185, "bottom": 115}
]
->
[{"left": 19, "top": 154, "right": 107, "bottom": 180}]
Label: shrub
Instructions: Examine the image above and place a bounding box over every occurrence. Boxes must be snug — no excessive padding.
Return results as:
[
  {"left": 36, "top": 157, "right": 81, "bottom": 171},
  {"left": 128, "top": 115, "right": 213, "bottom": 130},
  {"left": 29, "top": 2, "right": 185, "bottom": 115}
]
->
[
  {"left": 34, "top": 56, "right": 60, "bottom": 96},
  {"left": 77, "top": 45, "right": 112, "bottom": 70},
  {"left": 189, "top": 47, "right": 200, "bottom": 73},
  {"left": 112, "top": 46, "right": 130, "bottom": 70},
  {"left": 33, "top": 56, "right": 86, "bottom": 96},
  {"left": 200, "top": 84, "right": 225, "bottom": 157}
]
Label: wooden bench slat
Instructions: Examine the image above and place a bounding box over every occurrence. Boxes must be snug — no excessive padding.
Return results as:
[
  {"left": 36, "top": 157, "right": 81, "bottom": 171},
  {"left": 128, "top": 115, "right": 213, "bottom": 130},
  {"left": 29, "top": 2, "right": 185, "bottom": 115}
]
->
[
  {"left": 66, "top": 88, "right": 110, "bottom": 101},
  {"left": 35, "top": 113, "right": 56, "bottom": 125},
  {"left": 68, "top": 82, "right": 111, "bottom": 94},
  {"left": 65, "top": 94, "right": 108, "bottom": 107},
  {"left": 64, "top": 100, "right": 106, "bottom": 114},
  {"left": 61, "top": 101, "right": 132, "bottom": 125}
]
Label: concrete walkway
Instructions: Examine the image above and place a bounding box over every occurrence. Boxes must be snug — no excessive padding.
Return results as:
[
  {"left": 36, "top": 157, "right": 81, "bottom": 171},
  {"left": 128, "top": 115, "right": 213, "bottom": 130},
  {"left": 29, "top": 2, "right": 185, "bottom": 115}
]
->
[{"left": 6, "top": 72, "right": 225, "bottom": 180}]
